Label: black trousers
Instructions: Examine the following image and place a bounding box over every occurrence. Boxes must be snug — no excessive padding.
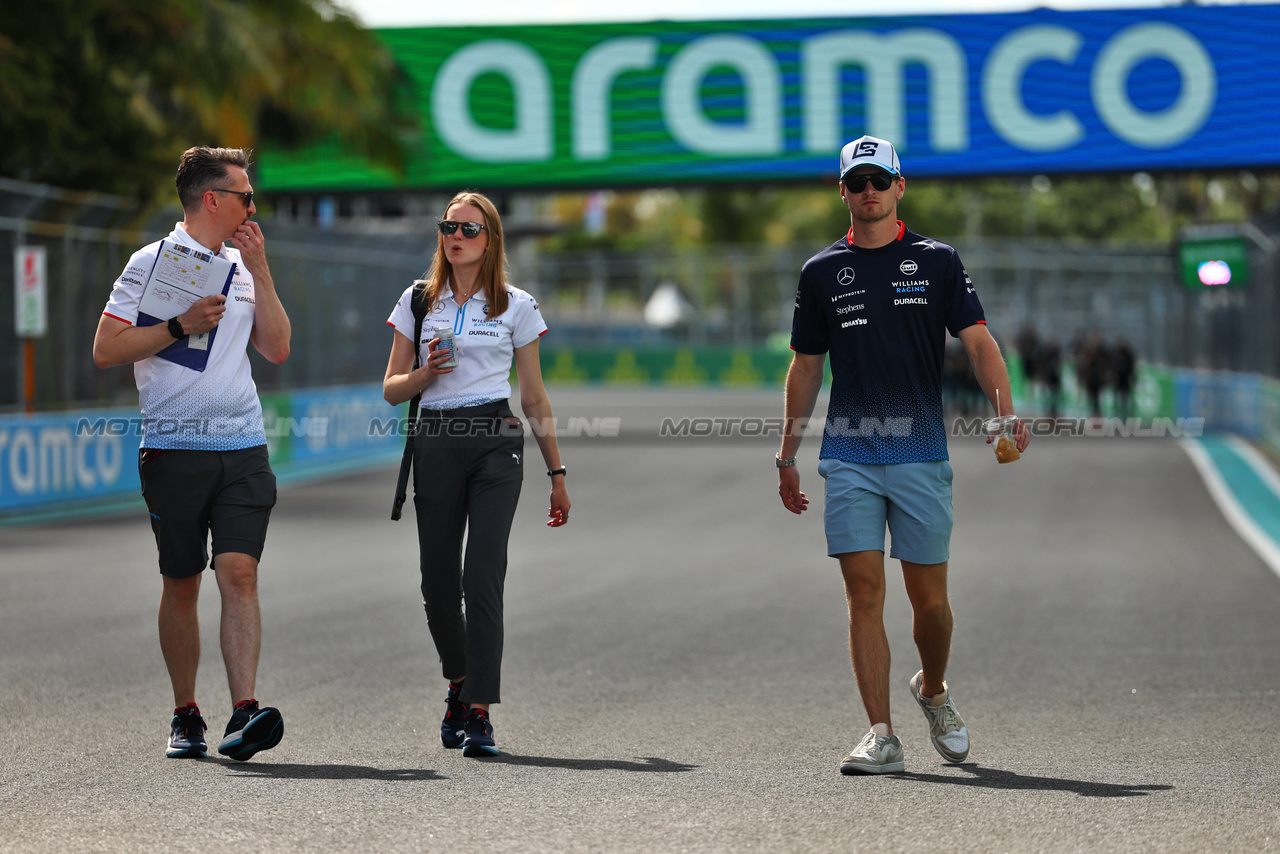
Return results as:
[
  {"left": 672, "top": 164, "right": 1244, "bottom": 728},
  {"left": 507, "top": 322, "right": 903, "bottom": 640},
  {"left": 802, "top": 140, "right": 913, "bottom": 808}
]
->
[{"left": 411, "top": 405, "right": 524, "bottom": 705}]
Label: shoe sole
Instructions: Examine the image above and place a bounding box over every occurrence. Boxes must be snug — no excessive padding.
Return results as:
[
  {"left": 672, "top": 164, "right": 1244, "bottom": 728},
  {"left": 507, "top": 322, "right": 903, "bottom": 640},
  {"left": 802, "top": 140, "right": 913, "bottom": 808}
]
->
[
  {"left": 462, "top": 740, "right": 499, "bottom": 757},
  {"left": 218, "top": 708, "right": 284, "bottom": 762},
  {"left": 909, "top": 671, "right": 970, "bottom": 764},
  {"left": 166, "top": 745, "right": 207, "bottom": 758},
  {"left": 840, "top": 760, "right": 905, "bottom": 775}
]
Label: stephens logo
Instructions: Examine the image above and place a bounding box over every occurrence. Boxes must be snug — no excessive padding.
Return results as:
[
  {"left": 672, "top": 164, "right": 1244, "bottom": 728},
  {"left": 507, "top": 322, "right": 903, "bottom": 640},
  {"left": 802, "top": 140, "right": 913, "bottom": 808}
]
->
[{"left": 900, "top": 260, "right": 918, "bottom": 276}]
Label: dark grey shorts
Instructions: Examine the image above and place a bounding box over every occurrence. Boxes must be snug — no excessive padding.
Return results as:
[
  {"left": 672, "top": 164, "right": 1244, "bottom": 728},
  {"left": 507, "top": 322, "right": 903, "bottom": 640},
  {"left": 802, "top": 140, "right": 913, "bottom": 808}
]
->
[{"left": 138, "top": 445, "right": 277, "bottom": 579}]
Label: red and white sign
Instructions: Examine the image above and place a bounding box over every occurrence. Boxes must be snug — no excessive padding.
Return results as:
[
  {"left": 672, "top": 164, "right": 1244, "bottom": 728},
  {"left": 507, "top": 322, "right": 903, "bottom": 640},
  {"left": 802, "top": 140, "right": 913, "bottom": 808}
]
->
[{"left": 15, "top": 246, "right": 47, "bottom": 337}]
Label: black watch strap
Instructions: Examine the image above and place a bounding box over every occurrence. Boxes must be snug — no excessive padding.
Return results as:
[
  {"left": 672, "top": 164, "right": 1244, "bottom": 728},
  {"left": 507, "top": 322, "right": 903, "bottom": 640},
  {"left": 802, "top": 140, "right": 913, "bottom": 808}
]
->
[
  {"left": 547, "top": 467, "right": 566, "bottom": 478},
  {"left": 167, "top": 317, "right": 186, "bottom": 339}
]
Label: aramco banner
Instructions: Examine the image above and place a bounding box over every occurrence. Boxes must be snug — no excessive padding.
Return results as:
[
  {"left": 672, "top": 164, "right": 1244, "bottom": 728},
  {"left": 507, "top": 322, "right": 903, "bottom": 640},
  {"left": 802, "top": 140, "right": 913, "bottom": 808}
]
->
[{"left": 258, "top": 5, "right": 1280, "bottom": 192}]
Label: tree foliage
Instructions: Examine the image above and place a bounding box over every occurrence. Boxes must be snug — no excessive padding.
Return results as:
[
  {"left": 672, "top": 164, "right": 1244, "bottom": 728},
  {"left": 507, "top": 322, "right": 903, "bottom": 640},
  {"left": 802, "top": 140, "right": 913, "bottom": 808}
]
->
[
  {"left": 0, "top": 0, "right": 411, "bottom": 201},
  {"left": 540, "top": 171, "right": 1280, "bottom": 253}
]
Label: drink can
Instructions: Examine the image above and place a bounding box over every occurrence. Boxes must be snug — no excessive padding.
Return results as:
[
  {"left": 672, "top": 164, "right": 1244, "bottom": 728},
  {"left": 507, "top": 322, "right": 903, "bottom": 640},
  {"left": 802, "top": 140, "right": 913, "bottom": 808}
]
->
[{"left": 433, "top": 328, "right": 459, "bottom": 368}]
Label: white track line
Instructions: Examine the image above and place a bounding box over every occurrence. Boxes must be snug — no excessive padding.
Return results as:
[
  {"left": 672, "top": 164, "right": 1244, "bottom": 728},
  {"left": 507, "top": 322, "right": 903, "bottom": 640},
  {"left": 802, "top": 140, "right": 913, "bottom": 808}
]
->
[{"left": 1181, "top": 437, "right": 1280, "bottom": 582}]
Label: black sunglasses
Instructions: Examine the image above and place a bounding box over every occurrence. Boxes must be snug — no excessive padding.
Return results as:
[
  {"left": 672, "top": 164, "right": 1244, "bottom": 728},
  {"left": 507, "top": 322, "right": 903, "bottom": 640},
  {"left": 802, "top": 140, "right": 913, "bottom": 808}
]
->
[
  {"left": 844, "top": 173, "right": 897, "bottom": 193},
  {"left": 438, "top": 220, "right": 488, "bottom": 238},
  {"left": 212, "top": 187, "right": 254, "bottom": 206}
]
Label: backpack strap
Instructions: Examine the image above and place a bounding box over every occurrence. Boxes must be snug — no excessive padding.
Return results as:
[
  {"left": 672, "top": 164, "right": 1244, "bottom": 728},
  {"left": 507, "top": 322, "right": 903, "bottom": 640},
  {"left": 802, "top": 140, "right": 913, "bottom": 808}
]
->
[{"left": 391, "top": 282, "right": 430, "bottom": 521}]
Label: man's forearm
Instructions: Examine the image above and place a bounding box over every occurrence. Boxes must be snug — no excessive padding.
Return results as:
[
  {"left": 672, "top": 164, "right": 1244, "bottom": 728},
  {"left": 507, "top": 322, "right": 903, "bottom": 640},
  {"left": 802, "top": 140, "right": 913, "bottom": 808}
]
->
[
  {"left": 781, "top": 357, "right": 824, "bottom": 459},
  {"left": 970, "top": 337, "right": 1014, "bottom": 415},
  {"left": 93, "top": 320, "right": 180, "bottom": 368},
  {"left": 250, "top": 272, "right": 291, "bottom": 363}
]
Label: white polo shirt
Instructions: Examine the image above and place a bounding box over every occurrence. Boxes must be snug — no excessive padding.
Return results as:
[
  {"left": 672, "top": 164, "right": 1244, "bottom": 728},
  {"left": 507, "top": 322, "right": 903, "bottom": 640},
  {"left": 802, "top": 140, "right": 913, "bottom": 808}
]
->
[
  {"left": 103, "top": 224, "right": 266, "bottom": 451},
  {"left": 386, "top": 282, "right": 548, "bottom": 409}
]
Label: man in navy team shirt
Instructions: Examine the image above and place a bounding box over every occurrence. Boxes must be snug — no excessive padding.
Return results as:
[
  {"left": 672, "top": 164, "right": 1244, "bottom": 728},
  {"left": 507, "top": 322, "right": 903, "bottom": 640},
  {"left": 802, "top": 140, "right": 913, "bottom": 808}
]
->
[{"left": 776, "top": 135, "right": 1030, "bottom": 775}]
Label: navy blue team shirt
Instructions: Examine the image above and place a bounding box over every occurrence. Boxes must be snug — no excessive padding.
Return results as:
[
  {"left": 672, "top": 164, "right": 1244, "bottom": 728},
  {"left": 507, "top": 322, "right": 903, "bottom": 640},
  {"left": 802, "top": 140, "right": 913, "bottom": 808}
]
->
[{"left": 790, "top": 221, "right": 986, "bottom": 465}]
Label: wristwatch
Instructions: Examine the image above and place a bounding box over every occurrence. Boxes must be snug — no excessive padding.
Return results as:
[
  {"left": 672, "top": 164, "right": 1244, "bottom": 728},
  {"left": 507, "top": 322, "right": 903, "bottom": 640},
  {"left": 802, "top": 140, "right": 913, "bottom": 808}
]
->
[
  {"left": 775, "top": 453, "right": 796, "bottom": 467},
  {"left": 547, "top": 466, "right": 567, "bottom": 478},
  {"left": 167, "top": 317, "right": 186, "bottom": 339}
]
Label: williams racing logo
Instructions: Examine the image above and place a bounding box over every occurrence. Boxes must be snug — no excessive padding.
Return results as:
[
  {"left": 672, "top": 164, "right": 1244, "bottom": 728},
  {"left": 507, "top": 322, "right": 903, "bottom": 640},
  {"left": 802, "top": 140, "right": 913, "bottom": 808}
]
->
[{"left": 892, "top": 279, "right": 929, "bottom": 293}]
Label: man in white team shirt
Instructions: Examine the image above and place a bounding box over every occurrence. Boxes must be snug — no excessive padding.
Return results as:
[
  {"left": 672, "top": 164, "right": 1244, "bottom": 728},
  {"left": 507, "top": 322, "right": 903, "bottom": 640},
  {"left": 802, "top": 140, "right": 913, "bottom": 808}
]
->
[{"left": 93, "top": 147, "right": 291, "bottom": 761}]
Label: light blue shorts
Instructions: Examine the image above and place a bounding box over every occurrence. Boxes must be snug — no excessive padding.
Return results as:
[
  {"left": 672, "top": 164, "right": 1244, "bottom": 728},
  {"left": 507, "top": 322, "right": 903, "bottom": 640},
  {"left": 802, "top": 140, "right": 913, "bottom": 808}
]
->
[{"left": 818, "top": 458, "right": 953, "bottom": 564}]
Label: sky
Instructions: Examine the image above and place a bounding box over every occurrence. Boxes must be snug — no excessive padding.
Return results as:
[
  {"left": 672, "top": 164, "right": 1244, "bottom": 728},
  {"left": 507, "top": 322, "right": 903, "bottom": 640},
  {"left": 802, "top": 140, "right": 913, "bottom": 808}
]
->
[{"left": 337, "top": 0, "right": 1272, "bottom": 27}]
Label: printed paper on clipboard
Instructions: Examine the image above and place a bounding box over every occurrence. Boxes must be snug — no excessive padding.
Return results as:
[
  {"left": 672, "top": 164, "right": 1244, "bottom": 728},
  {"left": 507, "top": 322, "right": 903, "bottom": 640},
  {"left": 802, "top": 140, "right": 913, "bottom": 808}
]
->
[{"left": 136, "top": 240, "right": 236, "bottom": 371}]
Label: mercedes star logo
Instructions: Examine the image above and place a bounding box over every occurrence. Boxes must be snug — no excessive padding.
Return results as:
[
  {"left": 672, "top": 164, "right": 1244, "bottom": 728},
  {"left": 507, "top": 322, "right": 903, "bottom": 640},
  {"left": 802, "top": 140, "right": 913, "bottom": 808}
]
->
[{"left": 837, "top": 267, "right": 855, "bottom": 286}]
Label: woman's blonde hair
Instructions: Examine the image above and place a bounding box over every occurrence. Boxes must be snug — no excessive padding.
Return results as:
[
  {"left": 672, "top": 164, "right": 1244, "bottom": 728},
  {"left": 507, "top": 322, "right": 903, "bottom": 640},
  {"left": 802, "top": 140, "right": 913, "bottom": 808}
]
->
[{"left": 415, "top": 191, "right": 509, "bottom": 318}]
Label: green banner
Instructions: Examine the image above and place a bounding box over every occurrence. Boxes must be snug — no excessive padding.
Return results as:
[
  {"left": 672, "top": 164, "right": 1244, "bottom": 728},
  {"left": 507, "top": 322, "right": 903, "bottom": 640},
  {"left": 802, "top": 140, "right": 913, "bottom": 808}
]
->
[
  {"left": 258, "top": 9, "right": 1280, "bottom": 193},
  {"left": 1179, "top": 234, "right": 1250, "bottom": 288}
]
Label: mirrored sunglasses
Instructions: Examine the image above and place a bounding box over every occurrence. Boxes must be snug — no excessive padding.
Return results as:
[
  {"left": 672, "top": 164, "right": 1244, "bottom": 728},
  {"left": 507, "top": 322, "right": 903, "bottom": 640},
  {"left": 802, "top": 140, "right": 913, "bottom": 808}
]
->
[{"left": 438, "top": 220, "right": 487, "bottom": 238}]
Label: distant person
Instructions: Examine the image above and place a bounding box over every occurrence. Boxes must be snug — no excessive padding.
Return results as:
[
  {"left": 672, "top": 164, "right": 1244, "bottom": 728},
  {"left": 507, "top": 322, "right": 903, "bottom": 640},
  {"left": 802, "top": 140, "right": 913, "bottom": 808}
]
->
[
  {"left": 775, "top": 135, "right": 1028, "bottom": 775},
  {"left": 1111, "top": 337, "right": 1136, "bottom": 419},
  {"left": 1015, "top": 322, "right": 1041, "bottom": 399},
  {"left": 92, "top": 147, "right": 291, "bottom": 761},
  {"left": 1081, "top": 333, "right": 1112, "bottom": 418},
  {"left": 1039, "top": 335, "right": 1063, "bottom": 421},
  {"left": 382, "top": 191, "right": 570, "bottom": 758}
]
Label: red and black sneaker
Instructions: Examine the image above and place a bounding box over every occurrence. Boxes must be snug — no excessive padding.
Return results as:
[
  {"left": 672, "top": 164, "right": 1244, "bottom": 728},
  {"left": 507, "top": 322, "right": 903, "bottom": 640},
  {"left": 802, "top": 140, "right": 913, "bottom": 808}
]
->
[
  {"left": 461, "top": 707, "right": 498, "bottom": 757},
  {"left": 166, "top": 703, "right": 207, "bottom": 758},
  {"left": 217, "top": 698, "right": 283, "bottom": 762},
  {"left": 441, "top": 681, "right": 468, "bottom": 749}
]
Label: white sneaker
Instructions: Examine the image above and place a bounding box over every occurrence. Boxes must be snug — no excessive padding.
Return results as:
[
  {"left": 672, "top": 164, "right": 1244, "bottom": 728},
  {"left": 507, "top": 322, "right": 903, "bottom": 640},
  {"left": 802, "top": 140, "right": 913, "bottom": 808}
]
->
[
  {"left": 909, "top": 670, "right": 969, "bottom": 763},
  {"left": 840, "top": 730, "right": 905, "bottom": 775}
]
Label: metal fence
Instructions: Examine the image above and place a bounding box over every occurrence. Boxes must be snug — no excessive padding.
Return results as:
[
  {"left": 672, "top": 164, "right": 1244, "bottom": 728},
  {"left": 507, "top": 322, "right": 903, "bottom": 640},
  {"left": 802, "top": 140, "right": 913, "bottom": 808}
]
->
[{"left": 2, "top": 176, "right": 1278, "bottom": 412}]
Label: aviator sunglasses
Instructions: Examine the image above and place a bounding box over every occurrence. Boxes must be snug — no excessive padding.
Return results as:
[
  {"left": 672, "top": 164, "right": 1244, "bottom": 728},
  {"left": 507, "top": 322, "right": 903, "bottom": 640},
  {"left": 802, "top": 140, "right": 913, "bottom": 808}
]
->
[
  {"left": 843, "top": 172, "right": 898, "bottom": 193},
  {"left": 438, "top": 220, "right": 488, "bottom": 238}
]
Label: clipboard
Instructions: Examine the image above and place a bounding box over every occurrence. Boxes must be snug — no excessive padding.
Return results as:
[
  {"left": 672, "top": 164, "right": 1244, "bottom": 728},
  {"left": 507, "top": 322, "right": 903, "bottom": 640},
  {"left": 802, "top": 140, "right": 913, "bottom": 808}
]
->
[{"left": 135, "top": 240, "right": 237, "bottom": 372}]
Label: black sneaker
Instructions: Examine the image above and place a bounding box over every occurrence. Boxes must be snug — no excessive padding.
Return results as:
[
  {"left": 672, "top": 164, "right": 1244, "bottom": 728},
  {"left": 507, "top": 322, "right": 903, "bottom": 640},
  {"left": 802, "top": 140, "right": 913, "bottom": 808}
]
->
[
  {"left": 461, "top": 707, "right": 498, "bottom": 757},
  {"left": 217, "top": 699, "right": 284, "bottom": 762},
  {"left": 441, "top": 682, "right": 467, "bottom": 749},
  {"left": 166, "top": 704, "right": 208, "bottom": 758}
]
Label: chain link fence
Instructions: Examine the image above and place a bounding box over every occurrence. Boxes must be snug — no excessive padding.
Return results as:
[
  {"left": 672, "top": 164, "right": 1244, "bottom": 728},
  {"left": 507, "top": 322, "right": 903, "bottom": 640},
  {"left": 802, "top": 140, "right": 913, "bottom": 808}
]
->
[{"left": 2, "top": 176, "right": 1278, "bottom": 412}]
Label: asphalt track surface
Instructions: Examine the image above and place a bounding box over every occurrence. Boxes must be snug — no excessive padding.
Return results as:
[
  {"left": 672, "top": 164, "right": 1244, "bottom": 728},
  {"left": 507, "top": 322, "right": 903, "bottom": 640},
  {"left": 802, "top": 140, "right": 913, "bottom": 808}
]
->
[{"left": 2, "top": 388, "right": 1279, "bottom": 853}]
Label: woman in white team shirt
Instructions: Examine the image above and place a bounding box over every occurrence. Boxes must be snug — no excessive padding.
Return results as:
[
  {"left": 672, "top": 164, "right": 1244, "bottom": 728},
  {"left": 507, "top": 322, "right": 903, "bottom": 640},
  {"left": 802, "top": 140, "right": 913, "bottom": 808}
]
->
[{"left": 383, "top": 191, "right": 570, "bottom": 758}]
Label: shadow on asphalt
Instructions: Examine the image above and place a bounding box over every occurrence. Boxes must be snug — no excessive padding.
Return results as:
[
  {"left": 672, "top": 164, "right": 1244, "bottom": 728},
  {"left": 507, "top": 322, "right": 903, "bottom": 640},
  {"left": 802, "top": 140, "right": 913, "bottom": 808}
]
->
[
  {"left": 489, "top": 754, "right": 699, "bottom": 773},
  {"left": 893, "top": 765, "right": 1172, "bottom": 797},
  {"left": 223, "top": 763, "right": 444, "bottom": 781}
]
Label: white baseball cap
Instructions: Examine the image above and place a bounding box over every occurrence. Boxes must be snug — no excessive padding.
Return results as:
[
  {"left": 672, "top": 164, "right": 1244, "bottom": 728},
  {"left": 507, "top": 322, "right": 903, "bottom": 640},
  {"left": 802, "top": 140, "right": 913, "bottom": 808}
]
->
[{"left": 839, "top": 135, "right": 901, "bottom": 181}]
